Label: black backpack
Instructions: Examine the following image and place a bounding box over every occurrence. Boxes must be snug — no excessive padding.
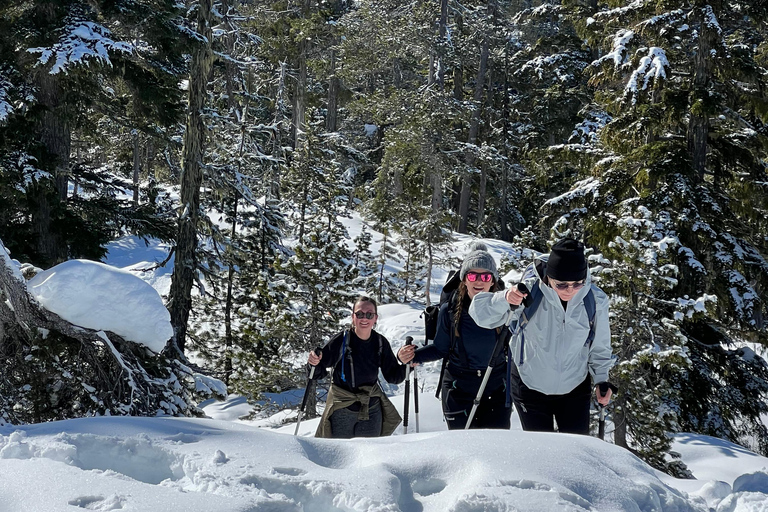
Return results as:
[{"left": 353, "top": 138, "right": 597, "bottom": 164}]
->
[{"left": 422, "top": 270, "right": 462, "bottom": 343}]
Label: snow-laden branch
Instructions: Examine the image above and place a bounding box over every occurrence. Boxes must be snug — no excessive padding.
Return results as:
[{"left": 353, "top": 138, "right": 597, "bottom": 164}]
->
[
  {"left": 593, "top": 29, "right": 634, "bottom": 69},
  {"left": 28, "top": 21, "right": 132, "bottom": 75},
  {"left": 544, "top": 177, "right": 602, "bottom": 208},
  {"left": 624, "top": 47, "right": 669, "bottom": 104}
]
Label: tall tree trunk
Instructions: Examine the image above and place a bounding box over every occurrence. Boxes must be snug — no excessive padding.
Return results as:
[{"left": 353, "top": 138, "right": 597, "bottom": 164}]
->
[
  {"left": 478, "top": 163, "right": 487, "bottom": 227},
  {"left": 327, "top": 49, "right": 339, "bottom": 132},
  {"left": 291, "top": 0, "right": 310, "bottom": 150},
  {"left": 224, "top": 197, "right": 237, "bottom": 386},
  {"left": 613, "top": 404, "right": 627, "bottom": 449},
  {"left": 688, "top": 5, "right": 717, "bottom": 181},
  {"left": 272, "top": 62, "right": 287, "bottom": 200},
  {"left": 436, "top": 0, "right": 448, "bottom": 88},
  {"left": 453, "top": 12, "right": 464, "bottom": 101},
  {"left": 500, "top": 44, "right": 510, "bottom": 241},
  {"left": 458, "top": 41, "right": 489, "bottom": 234},
  {"left": 33, "top": 70, "right": 70, "bottom": 265},
  {"left": 168, "top": 0, "right": 214, "bottom": 354},
  {"left": 132, "top": 130, "right": 141, "bottom": 206},
  {"left": 431, "top": 171, "right": 442, "bottom": 213},
  {"left": 291, "top": 41, "right": 306, "bottom": 148}
]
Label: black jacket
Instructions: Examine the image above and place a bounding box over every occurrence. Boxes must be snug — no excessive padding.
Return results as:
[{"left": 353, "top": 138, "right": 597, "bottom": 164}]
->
[
  {"left": 310, "top": 329, "right": 406, "bottom": 393},
  {"left": 414, "top": 294, "right": 509, "bottom": 371}
]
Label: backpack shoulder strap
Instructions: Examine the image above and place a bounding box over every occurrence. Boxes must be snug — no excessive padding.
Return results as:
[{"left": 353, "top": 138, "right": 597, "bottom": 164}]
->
[
  {"left": 583, "top": 289, "right": 597, "bottom": 348},
  {"left": 339, "top": 329, "right": 349, "bottom": 382},
  {"left": 519, "top": 280, "right": 543, "bottom": 330}
]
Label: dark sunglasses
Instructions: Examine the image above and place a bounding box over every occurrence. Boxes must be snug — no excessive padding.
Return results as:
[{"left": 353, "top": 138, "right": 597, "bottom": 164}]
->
[
  {"left": 353, "top": 311, "right": 376, "bottom": 319},
  {"left": 551, "top": 280, "right": 586, "bottom": 291},
  {"left": 466, "top": 271, "right": 494, "bottom": 283}
]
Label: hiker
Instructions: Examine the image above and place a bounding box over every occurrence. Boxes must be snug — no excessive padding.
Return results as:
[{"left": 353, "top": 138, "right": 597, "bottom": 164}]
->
[
  {"left": 469, "top": 238, "right": 614, "bottom": 435},
  {"left": 307, "top": 296, "right": 416, "bottom": 439},
  {"left": 412, "top": 243, "right": 513, "bottom": 430}
]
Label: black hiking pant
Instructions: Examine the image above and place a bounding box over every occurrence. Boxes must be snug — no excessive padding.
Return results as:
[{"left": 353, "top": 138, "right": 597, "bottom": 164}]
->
[
  {"left": 510, "top": 367, "right": 591, "bottom": 435},
  {"left": 441, "top": 365, "right": 512, "bottom": 430}
]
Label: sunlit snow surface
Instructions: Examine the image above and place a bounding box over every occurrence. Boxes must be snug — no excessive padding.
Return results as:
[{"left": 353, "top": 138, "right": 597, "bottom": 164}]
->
[{"left": 6, "top": 414, "right": 763, "bottom": 512}]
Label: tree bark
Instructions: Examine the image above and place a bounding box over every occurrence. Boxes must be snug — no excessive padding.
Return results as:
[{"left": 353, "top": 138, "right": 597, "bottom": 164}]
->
[
  {"left": 32, "top": 70, "right": 70, "bottom": 265},
  {"left": 327, "top": 49, "right": 339, "bottom": 132},
  {"left": 500, "top": 42, "right": 510, "bottom": 241},
  {"left": 436, "top": 0, "right": 448, "bottom": 88},
  {"left": 688, "top": 5, "right": 717, "bottom": 181},
  {"left": 168, "top": 0, "right": 214, "bottom": 354},
  {"left": 458, "top": 41, "right": 489, "bottom": 234},
  {"left": 291, "top": 2, "right": 310, "bottom": 149},
  {"left": 132, "top": 130, "right": 141, "bottom": 206},
  {"left": 613, "top": 404, "right": 627, "bottom": 449}
]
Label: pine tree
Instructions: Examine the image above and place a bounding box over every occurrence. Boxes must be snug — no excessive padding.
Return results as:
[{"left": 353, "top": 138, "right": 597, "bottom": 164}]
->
[
  {"left": 531, "top": 0, "right": 768, "bottom": 472},
  {"left": 0, "top": 0, "right": 187, "bottom": 267}
]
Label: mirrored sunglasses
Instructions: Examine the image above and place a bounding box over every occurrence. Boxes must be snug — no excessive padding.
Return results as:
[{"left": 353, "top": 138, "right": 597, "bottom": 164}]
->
[
  {"left": 552, "top": 280, "right": 586, "bottom": 291},
  {"left": 466, "top": 271, "right": 494, "bottom": 283},
  {"left": 353, "top": 311, "right": 376, "bottom": 319}
]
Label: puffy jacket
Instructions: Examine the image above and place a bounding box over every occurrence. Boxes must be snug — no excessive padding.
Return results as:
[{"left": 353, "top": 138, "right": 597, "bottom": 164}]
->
[
  {"left": 414, "top": 294, "right": 508, "bottom": 371},
  {"left": 469, "top": 255, "right": 612, "bottom": 395}
]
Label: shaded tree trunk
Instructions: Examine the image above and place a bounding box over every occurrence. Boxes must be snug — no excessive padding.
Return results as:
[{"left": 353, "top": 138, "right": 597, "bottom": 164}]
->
[
  {"left": 291, "top": 2, "right": 310, "bottom": 149},
  {"left": 613, "top": 403, "right": 627, "bottom": 449},
  {"left": 436, "top": 0, "right": 448, "bottom": 88},
  {"left": 132, "top": 130, "right": 141, "bottom": 206},
  {"left": 500, "top": 43, "right": 510, "bottom": 241},
  {"left": 327, "top": 49, "right": 339, "bottom": 132},
  {"left": 32, "top": 70, "right": 70, "bottom": 265},
  {"left": 458, "top": 41, "right": 489, "bottom": 234},
  {"left": 688, "top": 5, "right": 717, "bottom": 181},
  {"left": 168, "top": 0, "right": 214, "bottom": 354}
]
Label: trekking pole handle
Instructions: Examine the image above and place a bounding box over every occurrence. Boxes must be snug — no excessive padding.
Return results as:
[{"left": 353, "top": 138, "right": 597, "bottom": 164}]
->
[
  {"left": 516, "top": 283, "right": 532, "bottom": 308},
  {"left": 597, "top": 381, "right": 618, "bottom": 398},
  {"left": 405, "top": 336, "right": 413, "bottom": 346},
  {"left": 301, "top": 347, "right": 322, "bottom": 410}
]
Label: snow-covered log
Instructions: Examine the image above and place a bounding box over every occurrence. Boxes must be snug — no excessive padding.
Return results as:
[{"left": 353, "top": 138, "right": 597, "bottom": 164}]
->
[{"left": 0, "top": 239, "right": 224, "bottom": 424}]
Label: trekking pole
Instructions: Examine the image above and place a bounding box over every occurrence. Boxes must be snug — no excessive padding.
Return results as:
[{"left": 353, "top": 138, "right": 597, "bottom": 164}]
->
[
  {"left": 413, "top": 359, "right": 420, "bottom": 433},
  {"left": 294, "top": 347, "right": 322, "bottom": 436},
  {"left": 596, "top": 382, "right": 618, "bottom": 441},
  {"left": 403, "top": 336, "right": 413, "bottom": 434},
  {"left": 465, "top": 335, "right": 508, "bottom": 430}
]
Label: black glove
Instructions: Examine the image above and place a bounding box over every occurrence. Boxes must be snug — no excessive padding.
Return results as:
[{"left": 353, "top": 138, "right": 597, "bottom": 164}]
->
[{"left": 597, "top": 381, "right": 618, "bottom": 398}]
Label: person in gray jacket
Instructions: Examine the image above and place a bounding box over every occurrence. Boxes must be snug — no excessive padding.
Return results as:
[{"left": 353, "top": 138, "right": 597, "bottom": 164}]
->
[{"left": 469, "top": 238, "right": 614, "bottom": 435}]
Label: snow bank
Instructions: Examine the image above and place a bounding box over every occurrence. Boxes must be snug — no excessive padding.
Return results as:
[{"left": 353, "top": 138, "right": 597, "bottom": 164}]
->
[
  {"left": 0, "top": 416, "right": 723, "bottom": 512},
  {"left": 27, "top": 259, "right": 173, "bottom": 352}
]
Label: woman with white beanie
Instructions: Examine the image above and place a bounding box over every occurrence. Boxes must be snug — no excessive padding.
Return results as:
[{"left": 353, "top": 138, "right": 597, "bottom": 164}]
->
[{"left": 412, "top": 242, "right": 513, "bottom": 430}]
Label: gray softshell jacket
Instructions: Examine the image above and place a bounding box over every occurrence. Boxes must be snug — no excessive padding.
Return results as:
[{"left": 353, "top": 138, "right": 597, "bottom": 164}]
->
[{"left": 468, "top": 255, "right": 613, "bottom": 395}]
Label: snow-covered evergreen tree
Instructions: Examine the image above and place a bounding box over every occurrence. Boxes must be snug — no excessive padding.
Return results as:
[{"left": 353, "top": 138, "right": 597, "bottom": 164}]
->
[{"left": 531, "top": 0, "right": 768, "bottom": 472}]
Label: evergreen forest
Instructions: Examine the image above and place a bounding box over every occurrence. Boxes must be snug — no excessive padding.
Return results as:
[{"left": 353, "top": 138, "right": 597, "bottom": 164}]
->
[{"left": 1, "top": 0, "right": 767, "bottom": 477}]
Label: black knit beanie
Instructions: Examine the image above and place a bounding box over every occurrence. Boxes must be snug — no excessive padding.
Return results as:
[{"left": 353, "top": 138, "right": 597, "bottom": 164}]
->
[{"left": 546, "top": 238, "right": 587, "bottom": 282}]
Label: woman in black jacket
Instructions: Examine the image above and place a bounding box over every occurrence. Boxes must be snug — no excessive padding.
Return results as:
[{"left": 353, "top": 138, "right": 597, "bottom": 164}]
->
[
  {"left": 413, "top": 243, "right": 512, "bottom": 430},
  {"left": 307, "top": 296, "right": 416, "bottom": 438}
]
